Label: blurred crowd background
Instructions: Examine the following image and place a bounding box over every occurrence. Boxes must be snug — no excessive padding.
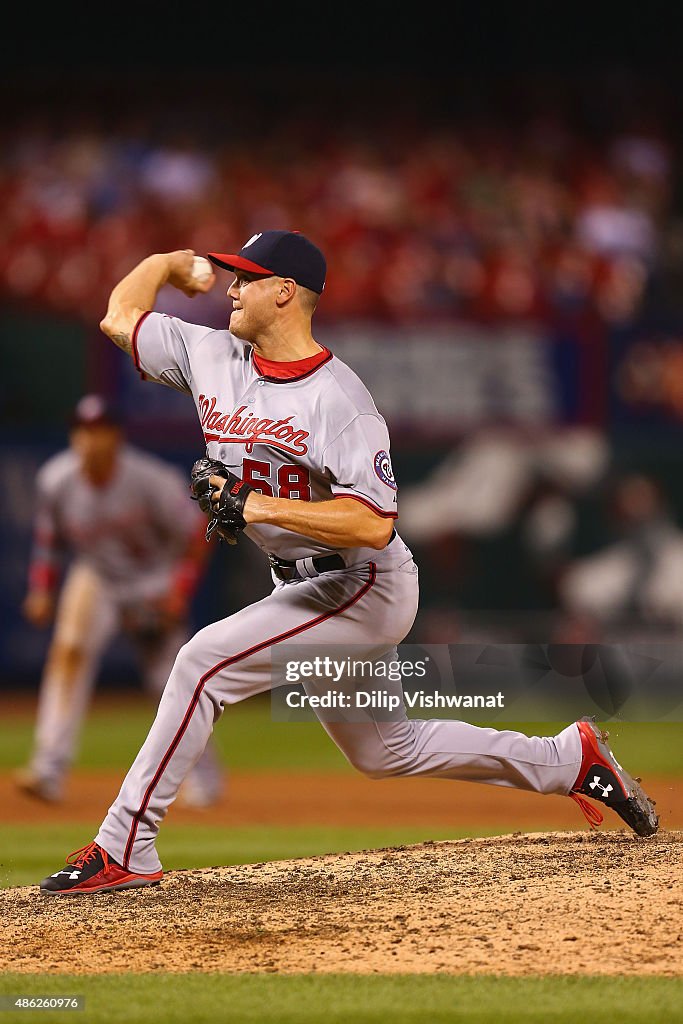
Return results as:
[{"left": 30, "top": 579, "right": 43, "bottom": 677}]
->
[
  {"left": 3, "top": 70, "right": 683, "bottom": 328},
  {"left": 2, "top": 65, "right": 683, "bottom": 685}
]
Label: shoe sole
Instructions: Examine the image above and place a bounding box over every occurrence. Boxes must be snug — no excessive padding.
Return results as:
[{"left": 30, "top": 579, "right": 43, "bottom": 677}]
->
[
  {"left": 579, "top": 718, "right": 659, "bottom": 837},
  {"left": 40, "top": 877, "right": 162, "bottom": 897}
]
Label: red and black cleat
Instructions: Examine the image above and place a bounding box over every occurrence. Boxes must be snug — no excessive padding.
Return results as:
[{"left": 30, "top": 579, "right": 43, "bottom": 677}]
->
[
  {"left": 40, "top": 842, "right": 163, "bottom": 896},
  {"left": 570, "top": 717, "right": 659, "bottom": 837}
]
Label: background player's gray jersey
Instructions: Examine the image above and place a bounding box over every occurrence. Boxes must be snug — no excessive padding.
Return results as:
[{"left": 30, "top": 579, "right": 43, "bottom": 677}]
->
[
  {"left": 32, "top": 446, "right": 200, "bottom": 595},
  {"left": 134, "top": 312, "right": 402, "bottom": 564}
]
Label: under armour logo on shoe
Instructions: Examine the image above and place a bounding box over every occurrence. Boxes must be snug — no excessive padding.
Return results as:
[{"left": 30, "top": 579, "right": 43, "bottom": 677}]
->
[
  {"left": 52, "top": 870, "right": 81, "bottom": 879},
  {"left": 589, "top": 776, "right": 613, "bottom": 799}
]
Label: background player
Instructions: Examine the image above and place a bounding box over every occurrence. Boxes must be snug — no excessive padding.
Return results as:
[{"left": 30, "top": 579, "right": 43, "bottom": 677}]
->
[
  {"left": 17, "top": 394, "right": 224, "bottom": 808},
  {"left": 39, "top": 233, "right": 657, "bottom": 896}
]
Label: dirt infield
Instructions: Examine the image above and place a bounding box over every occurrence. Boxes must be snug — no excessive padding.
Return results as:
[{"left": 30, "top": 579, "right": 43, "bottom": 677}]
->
[
  {"left": 1, "top": 831, "right": 681, "bottom": 976},
  {"left": 2, "top": 770, "right": 682, "bottom": 830}
]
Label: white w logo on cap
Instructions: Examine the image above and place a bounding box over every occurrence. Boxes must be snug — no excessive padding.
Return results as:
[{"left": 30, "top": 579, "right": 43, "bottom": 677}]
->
[{"left": 243, "top": 233, "right": 262, "bottom": 249}]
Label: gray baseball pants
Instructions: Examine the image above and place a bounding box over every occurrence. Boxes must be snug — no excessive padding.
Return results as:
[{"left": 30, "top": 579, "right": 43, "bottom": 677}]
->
[{"left": 95, "top": 557, "right": 582, "bottom": 873}]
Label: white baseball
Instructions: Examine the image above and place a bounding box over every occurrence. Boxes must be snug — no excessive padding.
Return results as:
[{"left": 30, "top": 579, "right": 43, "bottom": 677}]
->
[{"left": 191, "top": 256, "right": 214, "bottom": 284}]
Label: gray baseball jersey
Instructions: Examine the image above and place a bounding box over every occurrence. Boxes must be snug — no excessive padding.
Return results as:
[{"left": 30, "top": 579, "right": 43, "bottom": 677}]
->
[
  {"left": 131, "top": 311, "right": 399, "bottom": 562},
  {"left": 30, "top": 445, "right": 201, "bottom": 599}
]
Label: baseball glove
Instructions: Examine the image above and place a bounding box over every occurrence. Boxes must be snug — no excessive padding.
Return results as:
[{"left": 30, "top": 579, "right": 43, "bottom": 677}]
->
[{"left": 189, "top": 458, "right": 254, "bottom": 545}]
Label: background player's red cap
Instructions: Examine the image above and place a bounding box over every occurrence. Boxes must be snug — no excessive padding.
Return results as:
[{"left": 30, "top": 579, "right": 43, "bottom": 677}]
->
[
  {"left": 208, "top": 230, "right": 326, "bottom": 294},
  {"left": 69, "top": 394, "right": 121, "bottom": 429}
]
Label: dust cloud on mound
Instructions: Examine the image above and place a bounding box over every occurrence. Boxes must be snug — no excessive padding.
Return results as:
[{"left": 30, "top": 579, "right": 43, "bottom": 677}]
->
[{"left": 2, "top": 832, "right": 681, "bottom": 976}]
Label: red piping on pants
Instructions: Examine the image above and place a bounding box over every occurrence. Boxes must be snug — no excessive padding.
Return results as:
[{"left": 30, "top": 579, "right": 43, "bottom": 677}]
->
[{"left": 123, "top": 564, "right": 377, "bottom": 867}]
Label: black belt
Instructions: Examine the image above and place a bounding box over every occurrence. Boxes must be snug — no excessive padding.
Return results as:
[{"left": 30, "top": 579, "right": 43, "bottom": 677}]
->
[
  {"left": 270, "top": 528, "right": 396, "bottom": 582},
  {"left": 269, "top": 552, "right": 344, "bottom": 582}
]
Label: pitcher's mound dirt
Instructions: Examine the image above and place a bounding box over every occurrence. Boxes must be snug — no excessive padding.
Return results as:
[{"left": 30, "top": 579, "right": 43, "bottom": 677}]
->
[{"left": 2, "top": 831, "right": 681, "bottom": 976}]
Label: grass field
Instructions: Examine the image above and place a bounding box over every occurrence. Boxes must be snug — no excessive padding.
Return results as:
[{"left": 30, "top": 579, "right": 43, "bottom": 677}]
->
[
  {"left": 0, "top": 695, "right": 352, "bottom": 774},
  {"left": 2, "top": 694, "right": 681, "bottom": 774},
  {"left": 0, "top": 974, "right": 681, "bottom": 1024}
]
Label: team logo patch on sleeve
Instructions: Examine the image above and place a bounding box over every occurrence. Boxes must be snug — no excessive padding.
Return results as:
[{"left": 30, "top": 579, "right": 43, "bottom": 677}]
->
[{"left": 374, "top": 450, "right": 397, "bottom": 489}]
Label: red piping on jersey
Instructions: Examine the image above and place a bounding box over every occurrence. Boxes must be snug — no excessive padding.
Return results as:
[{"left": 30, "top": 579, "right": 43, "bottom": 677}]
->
[
  {"left": 131, "top": 310, "right": 152, "bottom": 377},
  {"left": 333, "top": 494, "right": 398, "bottom": 519},
  {"left": 122, "top": 563, "right": 378, "bottom": 869},
  {"left": 252, "top": 347, "right": 333, "bottom": 383}
]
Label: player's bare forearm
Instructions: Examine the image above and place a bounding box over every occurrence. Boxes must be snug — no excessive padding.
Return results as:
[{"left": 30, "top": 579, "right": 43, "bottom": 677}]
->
[
  {"left": 99, "top": 250, "right": 215, "bottom": 355},
  {"left": 245, "top": 493, "right": 394, "bottom": 550},
  {"left": 99, "top": 254, "right": 173, "bottom": 354}
]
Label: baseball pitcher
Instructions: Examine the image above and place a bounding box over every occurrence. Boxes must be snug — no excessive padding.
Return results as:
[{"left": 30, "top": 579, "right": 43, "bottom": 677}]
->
[{"left": 39, "top": 232, "right": 657, "bottom": 895}]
